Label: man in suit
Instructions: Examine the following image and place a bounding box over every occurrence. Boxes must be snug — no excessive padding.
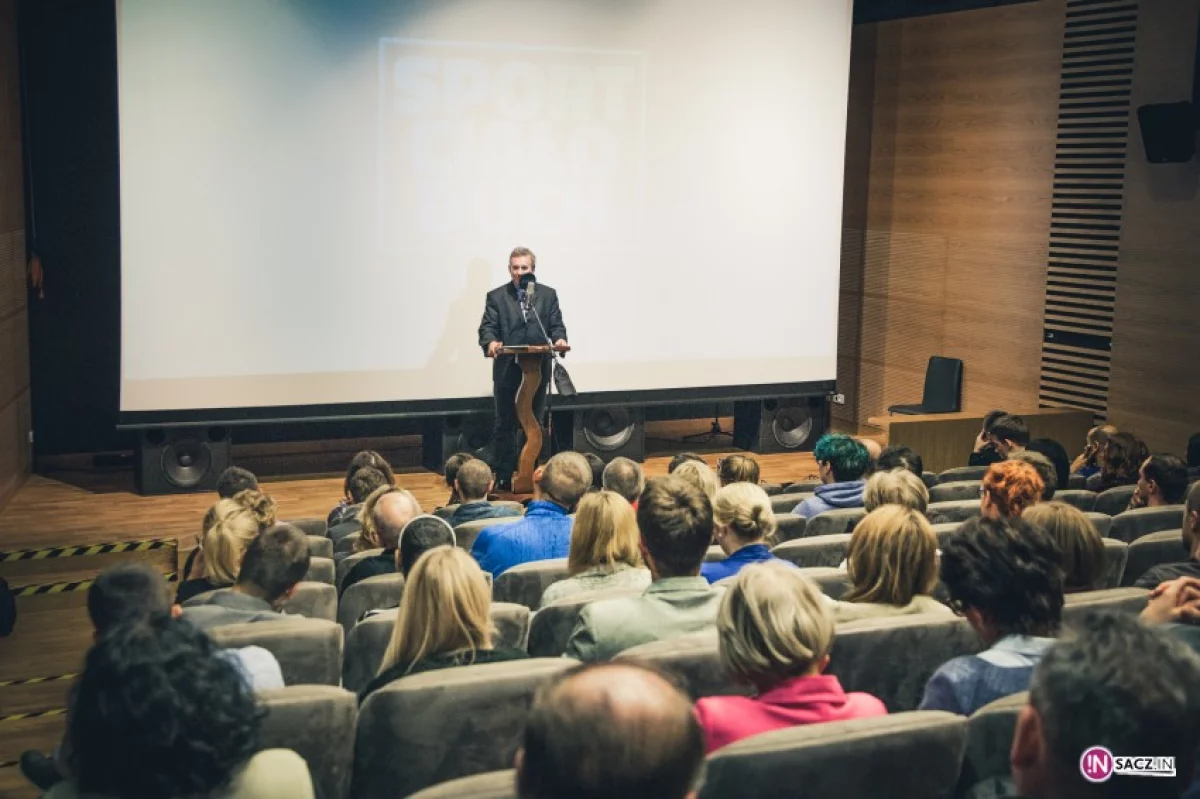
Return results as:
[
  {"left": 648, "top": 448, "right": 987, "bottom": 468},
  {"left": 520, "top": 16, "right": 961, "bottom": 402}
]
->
[{"left": 478, "top": 247, "right": 568, "bottom": 490}]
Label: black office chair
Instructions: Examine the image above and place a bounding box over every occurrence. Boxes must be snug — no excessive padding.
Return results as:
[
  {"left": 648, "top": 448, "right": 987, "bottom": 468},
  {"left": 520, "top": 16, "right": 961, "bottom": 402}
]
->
[{"left": 888, "top": 356, "right": 963, "bottom": 415}]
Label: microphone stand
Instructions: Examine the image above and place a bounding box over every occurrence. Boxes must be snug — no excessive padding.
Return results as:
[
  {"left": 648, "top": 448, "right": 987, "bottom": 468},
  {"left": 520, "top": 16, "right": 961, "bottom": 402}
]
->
[{"left": 524, "top": 290, "right": 576, "bottom": 458}]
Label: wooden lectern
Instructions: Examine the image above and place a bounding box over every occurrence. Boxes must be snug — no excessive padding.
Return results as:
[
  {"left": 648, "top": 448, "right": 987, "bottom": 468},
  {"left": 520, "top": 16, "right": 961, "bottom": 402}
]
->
[{"left": 497, "top": 344, "right": 571, "bottom": 494}]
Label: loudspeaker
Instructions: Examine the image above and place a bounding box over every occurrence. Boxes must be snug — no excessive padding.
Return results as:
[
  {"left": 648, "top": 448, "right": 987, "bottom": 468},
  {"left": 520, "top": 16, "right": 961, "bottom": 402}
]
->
[
  {"left": 136, "top": 427, "right": 232, "bottom": 495},
  {"left": 421, "top": 413, "right": 494, "bottom": 473},
  {"left": 733, "top": 397, "right": 828, "bottom": 454},
  {"left": 1137, "top": 102, "right": 1197, "bottom": 163},
  {"left": 570, "top": 406, "right": 645, "bottom": 463}
]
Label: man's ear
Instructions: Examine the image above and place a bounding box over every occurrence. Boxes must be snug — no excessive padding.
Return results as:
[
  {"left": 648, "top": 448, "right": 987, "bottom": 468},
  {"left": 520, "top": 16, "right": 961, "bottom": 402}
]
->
[
  {"left": 487, "top": 479, "right": 495, "bottom": 494},
  {"left": 1010, "top": 704, "right": 1043, "bottom": 772},
  {"left": 513, "top": 748, "right": 524, "bottom": 773},
  {"left": 533, "top": 466, "right": 545, "bottom": 482},
  {"left": 171, "top": 604, "right": 183, "bottom": 620}
]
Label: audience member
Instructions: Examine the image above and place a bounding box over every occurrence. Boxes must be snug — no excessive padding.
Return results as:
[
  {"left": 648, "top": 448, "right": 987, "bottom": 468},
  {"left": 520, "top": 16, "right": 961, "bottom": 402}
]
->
[
  {"left": 1009, "top": 450, "right": 1058, "bottom": 501},
  {"left": 1026, "top": 438, "right": 1071, "bottom": 497},
  {"left": 602, "top": 457, "right": 646, "bottom": 505},
  {"left": 360, "top": 547, "right": 527, "bottom": 701},
  {"left": 182, "top": 524, "right": 311, "bottom": 629},
  {"left": 472, "top": 451, "right": 592, "bottom": 577},
  {"left": 516, "top": 663, "right": 704, "bottom": 799},
  {"left": 1069, "top": 424, "right": 1117, "bottom": 478},
  {"left": 539, "top": 491, "right": 651, "bottom": 608},
  {"left": 349, "top": 484, "right": 402, "bottom": 554},
  {"left": 858, "top": 438, "right": 882, "bottom": 472},
  {"left": 862, "top": 468, "right": 929, "bottom": 513},
  {"left": 968, "top": 409, "right": 1009, "bottom": 466},
  {"left": 584, "top": 452, "right": 606, "bottom": 493},
  {"left": 447, "top": 458, "right": 523, "bottom": 526},
  {"left": 397, "top": 515, "right": 457, "bottom": 576},
  {"left": 327, "top": 451, "right": 395, "bottom": 528},
  {"left": 341, "top": 492, "right": 423, "bottom": 593},
  {"left": 667, "top": 452, "right": 706, "bottom": 473},
  {"left": 226, "top": 488, "right": 278, "bottom": 531},
  {"left": 701, "top": 483, "right": 784, "bottom": 584},
  {"left": 1023, "top": 502, "right": 1106, "bottom": 593},
  {"left": 980, "top": 460, "right": 1044, "bottom": 520},
  {"left": 1010, "top": 612, "right": 1200, "bottom": 799},
  {"left": 986, "top": 414, "right": 1029, "bottom": 457},
  {"left": 443, "top": 451, "right": 473, "bottom": 507},
  {"left": 717, "top": 454, "right": 760, "bottom": 487},
  {"left": 49, "top": 616, "right": 312, "bottom": 799},
  {"left": 792, "top": 434, "right": 869, "bottom": 519},
  {"left": 565, "top": 476, "right": 723, "bottom": 662},
  {"left": 695, "top": 563, "right": 886, "bottom": 753},
  {"left": 876, "top": 444, "right": 924, "bottom": 479},
  {"left": 177, "top": 500, "right": 260, "bottom": 603},
  {"left": 216, "top": 466, "right": 259, "bottom": 500},
  {"left": 834, "top": 505, "right": 950, "bottom": 622},
  {"left": 1139, "top": 575, "right": 1200, "bottom": 655},
  {"left": 1132, "top": 482, "right": 1200, "bottom": 588},
  {"left": 1088, "top": 431, "right": 1148, "bottom": 492},
  {"left": 331, "top": 467, "right": 393, "bottom": 545},
  {"left": 671, "top": 459, "right": 720, "bottom": 505},
  {"left": 920, "top": 517, "right": 1063, "bottom": 715},
  {"left": 1130, "top": 453, "right": 1189, "bottom": 509}
]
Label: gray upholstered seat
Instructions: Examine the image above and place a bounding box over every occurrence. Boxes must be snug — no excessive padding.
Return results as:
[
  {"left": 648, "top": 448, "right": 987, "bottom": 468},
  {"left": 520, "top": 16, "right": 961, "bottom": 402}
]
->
[
  {"left": 1068, "top": 473, "right": 1088, "bottom": 490},
  {"left": 957, "top": 692, "right": 1027, "bottom": 799},
  {"left": 798, "top": 566, "right": 852, "bottom": 600},
  {"left": 338, "top": 572, "right": 405, "bottom": 631},
  {"left": 1062, "top": 586, "right": 1148, "bottom": 618},
  {"left": 929, "top": 481, "right": 981, "bottom": 503},
  {"left": 1086, "top": 512, "right": 1112, "bottom": 537},
  {"left": 307, "top": 535, "right": 334, "bottom": 559},
  {"left": 826, "top": 614, "right": 981, "bottom": 712},
  {"left": 437, "top": 501, "right": 526, "bottom": 522},
  {"left": 805, "top": 507, "right": 867, "bottom": 536},
  {"left": 698, "top": 711, "right": 969, "bottom": 799},
  {"left": 342, "top": 603, "right": 532, "bottom": 693},
  {"left": 926, "top": 500, "right": 980, "bottom": 525},
  {"left": 352, "top": 659, "right": 578, "bottom": 798},
  {"left": 1053, "top": 490, "right": 1097, "bottom": 512},
  {"left": 494, "top": 559, "right": 570, "bottom": 609},
  {"left": 937, "top": 465, "right": 989, "bottom": 484},
  {"left": 1108, "top": 505, "right": 1186, "bottom": 544},
  {"left": 705, "top": 545, "right": 726, "bottom": 563},
  {"left": 408, "top": 771, "right": 517, "bottom": 799},
  {"left": 210, "top": 617, "right": 343, "bottom": 685},
  {"left": 784, "top": 479, "right": 823, "bottom": 493},
  {"left": 328, "top": 520, "right": 362, "bottom": 543},
  {"left": 1097, "top": 538, "right": 1128, "bottom": 589},
  {"left": 337, "top": 548, "right": 384, "bottom": 590},
  {"left": 303, "top": 556, "right": 335, "bottom": 586},
  {"left": 1122, "top": 530, "right": 1186, "bottom": 587},
  {"left": 259, "top": 685, "right": 357, "bottom": 799},
  {"left": 922, "top": 472, "right": 939, "bottom": 489},
  {"left": 772, "top": 534, "right": 851, "bottom": 569},
  {"left": 334, "top": 532, "right": 363, "bottom": 556},
  {"left": 774, "top": 512, "right": 807, "bottom": 543},
  {"left": 527, "top": 587, "right": 645, "bottom": 657},
  {"left": 770, "top": 492, "right": 811, "bottom": 515},
  {"left": 289, "top": 517, "right": 329, "bottom": 537},
  {"left": 1094, "top": 485, "right": 1137, "bottom": 516},
  {"left": 616, "top": 630, "right": 750, "bottom": 700},
  {"left": 761, "top": 482, "right": 785, "bottom": 496},
  {"left": 282, "top": 582, "right": 337, "bottom": 621},
  {"left": 455, "top": 515, "right": 523, "bottom": 553}
]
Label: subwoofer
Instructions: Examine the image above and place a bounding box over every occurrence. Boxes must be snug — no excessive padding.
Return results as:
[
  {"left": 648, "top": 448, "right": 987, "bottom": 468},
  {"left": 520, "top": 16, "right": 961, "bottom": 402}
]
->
[
  {"left": 733, "top": 397, "right": 827, "bottom": 453},
  {"left": 571, "top": 406, "right": 645, "bottom": 463},
  {"left": 136, "top": 427, "right": 232, "bottom": 495},
  {"left": 421, "top": 413, "right": 495, "bottom": 473}
]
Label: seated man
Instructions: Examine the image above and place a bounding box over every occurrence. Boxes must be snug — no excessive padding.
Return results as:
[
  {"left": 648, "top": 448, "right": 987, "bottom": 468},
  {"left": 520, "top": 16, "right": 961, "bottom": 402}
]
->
[
  {"left": 516, "top": 663, "right": 704, "bottom": 799},
  {"left": 327, "top": 465, "right": 391, "bottom": 540},
  {"left": 986, "top": 413, "right": 1029, "bottom": 458},
  {"left": 471, "top": 451, "right": 592, "bottom": 578},
  {"left": 341, "top": 490, "right": 422, "bottom": 594},
  {"left": 565, "top": 476, "right": 723, "bottom": 662},
  {"left": 1069, "top": 424, "right": 1118, "bottom": 479},
  {"left": 667, "top": 452, "right": 705, "bottom": 473},
  {"left": 1133, "top": 482, "right": 1200, "bottom": 588},
  {"left": 442, "top": 451, "right": 473, "bottom": 507},
  {"left": 793, "top": 434, "right": 870, "bottom": 518},
  {"left": 968, "top": 409, "right": 1009, "bottom": 467},
  {"left": 602, "top": 457, "right": 645, "bottom": 505},
  {"left": 584, "top": 452, "right": 606, "bottom": 493},
  {"left": 876, "top": 444, "right": 923, "bottom": 478},
  {"left": 447, "top": 458, "right": 523, "bottom": 526},
  {"left": 182, "top": 524, "right": 311, "bottom": 629},
  {"left": 215, "top": 466, "right": 259, "bottom": 500},
  {"left": 1130, "top": 453, "right": 1189, "bottom": 510}
]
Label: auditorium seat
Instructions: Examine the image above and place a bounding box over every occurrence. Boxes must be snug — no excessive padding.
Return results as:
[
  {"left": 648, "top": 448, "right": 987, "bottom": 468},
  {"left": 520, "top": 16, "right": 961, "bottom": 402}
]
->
[
  {"left": 1094, "top": 485, "right": 1137, "bottom": 516},
  {"left": 436, "top": 501, "right": 525, "bottom": 522},
  {"left": 1086, "top": 512, "right": 1113, "bottom": 537},
  {"left": 454, "top": 516, "right": 523, "bottom": 553},
  {"left": 328, "top": 520, "right": 362, "bottom": 543},
  {"left": 957, "top": 692, "right": 1026, "bottom": 799},
  {"left": 705, "top": 545, "right": 726, "bottom": 563},
  {"left": 335, "top": 532, "right": 363, "bottom": 557},
  {"left": 771, "top": 534, "right": 851, "bottom": 569},
  {"left": 407, "top": 771, "right": 516, "bottom": 799},
  {"left": 698, "top": 711, "right": 968, "bottom": 799},
  {"left": 282, "top": 582, "right": 337, "bottom": 622},
  {"left": 338, "top": 573, "right": 405, "bottom": 632},
  {"left": 493, "top": 558, "right": 570, "bottom": 609},
  {"left": 770, "top": 492, "right": 810, "bottom": 515},
  {"left": 307, "top": 535, "right": 334, "bottom": 559},
  {"left": 1098, "top": 539, "right": 1128, "bottom": 589},
  {"left": 798, "top": 566, "right": 852, "bottom": 600},
  {"left": 1068, "top": 473, "right": 1088, "bottom": 490},
  {"left": 1053, "top": 490, "right": 1097, "bottom": 512},
  {"left": 616, "top": 630, "right": 750, "bottom": 700},
  {"left": 259, "top": 685, "right": 357, "bottom": 799},
  {"left": 782, "top": 479, "right": 822, "bottom": 493},
  {"left": 1061, "top": 587, "right": 1148, "bottom": 618},
  {"left": 289, "top": 517, "right": 329, "bottom": 537},
  {"left": 1108, "top": 505, "right": 1186, "bottom": 544},
  {"left": 337, "top": 548, "right": 383, "bottom": 590},
  {"left": 922, "top": 472, "right": 938, "bottom": 489},
  {"left": 928, "top": 481, "right": 981, "bottom": 504},
  {"left": 303, "top": 556, "right": 335, "bottom": 586},
  {"left": 210, "top": 617, "right": 343, "bottom": 686},
  {"left": 775, "top": 512, "right": 807, "bottom": 543},
  {"left": 1121, "top": 530, "right": 1184, "bottom": 587},
  {"left": 926, "top": 500, "right": 981, "bottom": 525},
  {"left": 805, "top": 508, "right": 866, "bottom": 536},
  {"left": 937, "top": 465, "right": 989, "bottom": 484},
  {"left": 761, "top": 482, "right": 785, "bottom": 496},
  {"left": 352, "top": 658, "right": 578, "bottom": 798},
  {"left": 527, "top": 588, "right": 645, "bottom": 657}
]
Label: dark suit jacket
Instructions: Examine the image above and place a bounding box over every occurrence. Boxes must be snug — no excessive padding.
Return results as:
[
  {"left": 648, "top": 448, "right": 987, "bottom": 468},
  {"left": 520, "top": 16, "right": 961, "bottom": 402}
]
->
[{"left": 478, "top": 282, "right": 567, "bottom": 382}]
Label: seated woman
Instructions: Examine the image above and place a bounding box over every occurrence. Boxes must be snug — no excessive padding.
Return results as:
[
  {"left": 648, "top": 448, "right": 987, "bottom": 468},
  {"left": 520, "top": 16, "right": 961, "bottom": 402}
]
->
[
  {"left": 919, "top": 516, "right": 1064, "bottom": 715},
  {"left": 862, "top": 468, "right": 929, "bottom": 513},
  {"left": 176, "top": 501, "right": 260, "bottom": 604},
  {"left": 694, "top": 562, "right": 886, "bottom": 753},
  {"left": 833, "top": 505, "right": 952, "bottom": 622},
  {"left": 671, "top": 459, "right": 720, "bottom": 506},
  {"left": 980, "top": 460, "right": 1044, "bottom": 520},
  {"left": 360, "top": 547, "right": 527, "bottom": 702},
  {"left": 1023, "top": 501, "right": 1106, "bottom": 593},
  {"left": 701, "top": 483, "right": 783, "bottom": 584},
  {"left": 717, "top": 454, "right": 760, "bottom": 487},
  {"left": 50, "top": 615, "right": 312, "bottom": 799},
  {"left": 1088, "top": 432, "right": 1149, "bottom": 493},
  {"left": 327, "top": 450, "right": 396, "bottom": 529},
  {"left": 538, "top": 491, "right": 651, "bottom": 608}
]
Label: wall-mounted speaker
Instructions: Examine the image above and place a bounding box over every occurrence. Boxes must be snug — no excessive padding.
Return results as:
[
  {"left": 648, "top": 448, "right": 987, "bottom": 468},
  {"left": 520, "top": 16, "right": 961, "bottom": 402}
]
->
[
  {"left": 733, "top": 397, "right": 828, "bottom": 454},
  {"left": 421, "top": 413, "right": 494, "bottom": 473},
  {"left": 570, "top": 406, "right": 645, "bottom": 463},
  {"left": 1137, "top": 102, "right": 1197, "bottom": 163},
  {"left": 136, "top": 427, "right": 232, "bottom": 495}
]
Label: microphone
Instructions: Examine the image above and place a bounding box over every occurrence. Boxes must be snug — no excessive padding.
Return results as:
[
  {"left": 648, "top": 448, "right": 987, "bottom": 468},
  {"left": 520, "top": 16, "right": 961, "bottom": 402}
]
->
[{"left": 519, "top": 273, "right": 536, "bottom": 308}]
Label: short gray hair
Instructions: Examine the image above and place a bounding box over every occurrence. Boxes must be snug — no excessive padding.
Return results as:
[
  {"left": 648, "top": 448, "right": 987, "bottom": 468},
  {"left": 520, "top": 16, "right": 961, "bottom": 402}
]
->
[
  {"left": 601, "top": 457, "right": 644, "bottom": 504},
  {"left": 863, "top": 468, "right": 929, "bottom": 513},
  {"left": 539, "top": 452, "right": 593, "bottom": 511}
]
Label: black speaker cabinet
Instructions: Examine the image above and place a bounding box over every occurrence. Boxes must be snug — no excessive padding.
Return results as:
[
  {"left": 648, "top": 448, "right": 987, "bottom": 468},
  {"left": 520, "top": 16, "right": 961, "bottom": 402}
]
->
[
  {"left": 570, "top": 406, "right": 645, "bottom": 463},
  {"left": 421, "top": 413, "right": 495, "bottom": 473},
  {"left": 136, "top": 427, "right": 232, "bottom": 495},
  {"left": 1137, "top": 102, "right": 1197, "bottom": 163},
  {"left": 733, "top": 397, "right": 828, "bottom": 454}
]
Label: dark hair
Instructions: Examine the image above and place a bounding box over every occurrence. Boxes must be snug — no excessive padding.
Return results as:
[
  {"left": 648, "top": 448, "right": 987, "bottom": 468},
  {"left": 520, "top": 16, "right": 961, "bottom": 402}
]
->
[
  {"left": 584, "top": 453, "right": 606, "bottom": 492},
  {"left": 813, "top": 434, "right": 870, "bottom": 483},
  {"left": 601, "top": 457, "right": 645, "bottom": 504},
  {"left": 444, "top": 451, "right": 473, "bottom": 489},
  {"left": 1188, "top": 433, "right": 1200, "bottom": 469},
  {"left": 518, "top": 662, "right": 704, "bottom": 799},
  {"left": 454, "top": 458, "right": 493, "bottom": 501},
  {"left": 667, "top": 453, "right": 705, "bottom": 474},
  {"left": 348, "top": 466, "right": 390, "bottom": 504},
  {"left": 398, "top": 516, "right": 456, "bottom": 576},
  {"left": 717, "top": 454, "right": 760, "bottom": 486},
  {"left": 236, "top": 523, "right": 310, "bottom": 602},
  {"left": 1029, "top": 612, "right": 1200, "bottom": 799},
  {"left": 215, "top": 467, "right": 258, "bottom": 500},
  {"left": 636, "top": 477, "right": 713, "bottom": 578},
  {"left": 68, "top": 615, "right": 261, "bottom": 798},
  {"left": 982, "top": 409, "right": 1008, "bottom": 434},
  {"left": 876, "top": 445, "right": 923, "bottom": 478},
  {"left": 1097, "top": 432, "right": 1149, "bottom": 492},
  {"left": 344, "top": 450, "right": 395, "bottom": 496},
  {"left": 940, "top": 516, "right": 1064, "bottom": 637},
  {"left": 88, "top": 564, "right": 172, "bottom": 634},
  {"left": 989, "top": 414, "right": 1030, "bottom": 447},
  {"left": 1143, "top": 454, "right": 1189, "bottom": 504},
  {"left": 1026, "top": 439, "right": 1070, "bottom": 498}
]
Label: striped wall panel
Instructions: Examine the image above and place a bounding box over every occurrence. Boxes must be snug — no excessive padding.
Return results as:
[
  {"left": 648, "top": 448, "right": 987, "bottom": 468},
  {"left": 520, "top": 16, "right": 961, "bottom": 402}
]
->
[{"left": 1038, "top": 0, "right": 1138, "bottom": 417}]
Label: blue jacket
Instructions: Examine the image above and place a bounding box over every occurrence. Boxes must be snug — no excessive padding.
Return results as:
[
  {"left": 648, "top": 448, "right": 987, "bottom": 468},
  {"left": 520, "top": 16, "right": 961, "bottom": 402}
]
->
[
  {"left": 471, "top": 500, "right": 573, "bottom": 578},
  {"left": 793, "top": 480, "right": 866, "bottom": 519},
  {"left": 700, "top": 544, "right": 792, "bottom": 584},
  {"left": 919, "top": 635, "right": 1054, "bottom": 715}
]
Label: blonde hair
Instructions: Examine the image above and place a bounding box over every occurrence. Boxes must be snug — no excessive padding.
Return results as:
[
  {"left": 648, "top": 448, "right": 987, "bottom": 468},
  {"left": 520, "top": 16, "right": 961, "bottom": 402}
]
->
[
  {"left": 842, "top": 505, "right": 939, "bottom": 606},
  {"left": 713, "top": 483, "right": 777, "bottom": 545},
  {"left": 229, "top": 489, "right": 277, "bottom": 531},
  {"left": 379, "top": 547, "right": 493, "bottom": 674},
  {"left": 200, "top": 500, "right": 260, "bottom": 585},
  {"left": 671, "top": 460, "right": 719, "bottom": 505},
  {"left": 717, "top": 562, "right": 834, "bottom": 689},
  {"left": 863, "top": 468, "right": 929, "bottom": 513},
  {"left": 358, "top": 485, "right": 420, "bottom": 551},
  {"left": 1023, "top": 501, "right": 1106, "bottom": 591},
  {"left": 567, "top": 491, "right": 643, "bottom": 575}
]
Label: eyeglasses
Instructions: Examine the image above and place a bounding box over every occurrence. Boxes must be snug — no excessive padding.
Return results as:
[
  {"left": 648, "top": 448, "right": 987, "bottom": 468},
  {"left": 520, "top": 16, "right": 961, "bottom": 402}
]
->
[{"left": 946, "top": 598, "right": 968, "bottom": 617}]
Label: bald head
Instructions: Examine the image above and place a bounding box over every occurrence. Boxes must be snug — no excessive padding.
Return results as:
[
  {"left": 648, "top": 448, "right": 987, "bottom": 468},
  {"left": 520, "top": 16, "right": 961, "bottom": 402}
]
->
[
  {"left": 371, "top": 490, "right": 421, "bottom": 549},
  {"left": 859, "top": 438, "right": 883, "bottom": 464},
  {"left": 518, "top": 663, "right": 703, "bottom": 799}
]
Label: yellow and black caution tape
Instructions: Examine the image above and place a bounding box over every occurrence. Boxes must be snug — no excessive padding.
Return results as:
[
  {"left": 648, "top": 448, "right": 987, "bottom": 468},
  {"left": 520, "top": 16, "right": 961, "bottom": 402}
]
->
[
  {"left": 0, "top": 538, "right": 175, "bottom": 562},
  {"left": 12, "top": 572, "right": 176, "bottom": 597},
  {"left": 0, "top": 673, "right": 77, "bottom": 688},
  {"left": 0, "top": 707, "right": 68, "bottom": 724}
]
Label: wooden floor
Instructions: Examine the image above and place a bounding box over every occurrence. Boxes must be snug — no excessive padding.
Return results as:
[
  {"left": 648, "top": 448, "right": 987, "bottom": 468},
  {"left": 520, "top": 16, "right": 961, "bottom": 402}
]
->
[{"left": 0, "top": 418, "right": 835, "bottom": 796}]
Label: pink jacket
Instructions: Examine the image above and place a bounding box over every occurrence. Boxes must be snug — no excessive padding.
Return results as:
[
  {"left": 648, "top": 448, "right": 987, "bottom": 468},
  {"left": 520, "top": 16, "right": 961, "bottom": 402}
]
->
[{"left": 694, "top": 674, "right": 887, "bottom": 754}]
